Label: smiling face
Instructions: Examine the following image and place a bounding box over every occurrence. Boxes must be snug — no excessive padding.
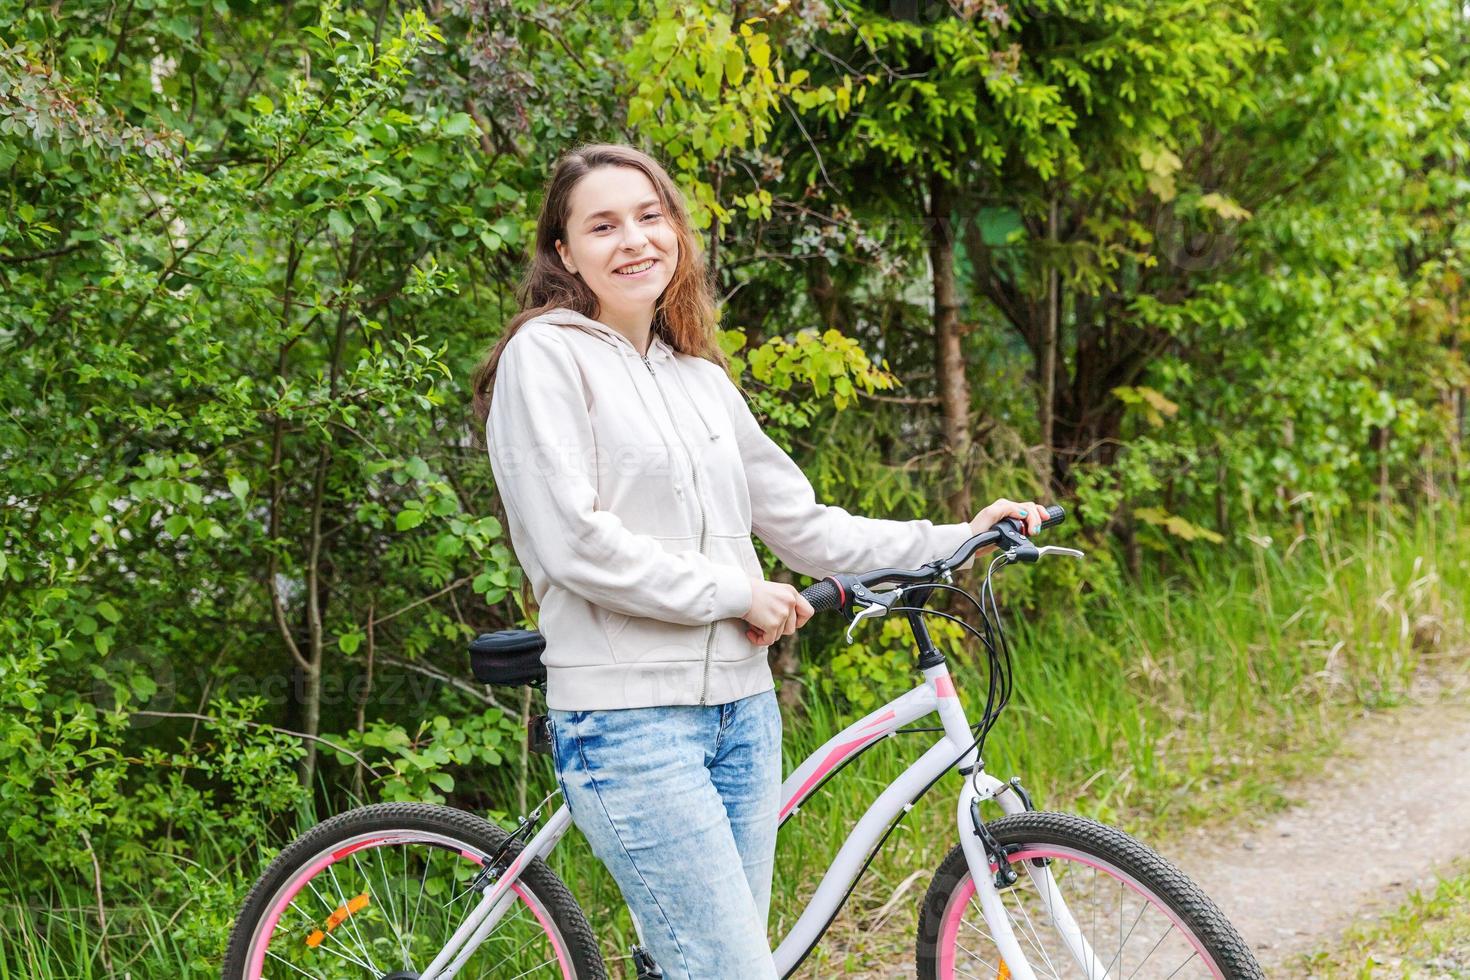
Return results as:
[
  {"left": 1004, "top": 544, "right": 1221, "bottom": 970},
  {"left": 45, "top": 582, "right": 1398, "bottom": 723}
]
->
[{"left": 554, "top": 165, "right": 679, "bottom": 338}]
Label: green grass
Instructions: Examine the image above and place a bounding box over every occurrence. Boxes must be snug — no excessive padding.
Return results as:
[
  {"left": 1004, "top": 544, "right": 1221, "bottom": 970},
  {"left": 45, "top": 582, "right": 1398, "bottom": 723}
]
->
[
  {"left": 1298, "top": 862, "right": 1470, "bottom": 978},
  {"left": 5, "top": 505, "right": 1466, "bottom": 978}
]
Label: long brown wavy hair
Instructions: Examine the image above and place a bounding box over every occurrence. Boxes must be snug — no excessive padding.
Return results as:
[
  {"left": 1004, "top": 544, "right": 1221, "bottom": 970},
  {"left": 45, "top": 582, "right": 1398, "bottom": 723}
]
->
[{"left": 468, "top": 143, "right": 728, "bottom": 444}]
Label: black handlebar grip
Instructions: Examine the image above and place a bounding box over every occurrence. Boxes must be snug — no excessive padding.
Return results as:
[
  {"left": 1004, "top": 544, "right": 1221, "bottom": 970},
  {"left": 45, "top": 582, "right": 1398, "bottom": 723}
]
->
[
  {"left": 1039, "top": 504, "right": 1066, "bottom": 530},
  {"left": 800, "top": 578, "right": 843, "bottom": 613}
]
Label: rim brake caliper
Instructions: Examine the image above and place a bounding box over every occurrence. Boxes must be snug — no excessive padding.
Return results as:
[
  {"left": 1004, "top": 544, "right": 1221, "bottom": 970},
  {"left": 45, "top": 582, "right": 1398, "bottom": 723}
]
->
[{"left": 970, "top": 799, "right": 1020, "bottom": 888}]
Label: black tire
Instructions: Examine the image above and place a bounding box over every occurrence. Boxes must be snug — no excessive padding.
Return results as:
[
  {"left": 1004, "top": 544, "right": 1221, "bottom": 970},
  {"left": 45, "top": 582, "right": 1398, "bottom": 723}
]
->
[
  {"left": 915, "top": 811, "right": 1263, "bottom": 979},
  {"left": 223, "top": 802, "right": 605, "bottom": 979}
]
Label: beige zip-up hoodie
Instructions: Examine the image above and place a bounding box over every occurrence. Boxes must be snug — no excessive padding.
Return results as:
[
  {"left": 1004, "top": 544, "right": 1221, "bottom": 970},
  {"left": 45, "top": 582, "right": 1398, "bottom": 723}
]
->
[{"left": 485, "top": 308, "right": 977, "bottom": 711}]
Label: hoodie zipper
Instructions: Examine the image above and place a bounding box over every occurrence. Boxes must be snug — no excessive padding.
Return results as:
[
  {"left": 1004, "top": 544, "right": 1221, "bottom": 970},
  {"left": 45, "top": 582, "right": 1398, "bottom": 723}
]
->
[{"left": 640, "top": 351, "right": 718, "bottom": 705}]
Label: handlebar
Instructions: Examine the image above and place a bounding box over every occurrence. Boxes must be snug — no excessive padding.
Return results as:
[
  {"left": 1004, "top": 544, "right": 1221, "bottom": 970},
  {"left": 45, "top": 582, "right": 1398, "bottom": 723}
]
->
[{"left": 800, "top": 504, "right": 1067, "bottom": 614}]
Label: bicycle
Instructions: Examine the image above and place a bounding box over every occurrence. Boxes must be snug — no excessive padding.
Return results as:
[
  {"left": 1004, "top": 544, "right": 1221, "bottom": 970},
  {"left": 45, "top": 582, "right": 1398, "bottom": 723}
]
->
[{"left": 225, "top": 505, "right": 1265, "bottom": 979}]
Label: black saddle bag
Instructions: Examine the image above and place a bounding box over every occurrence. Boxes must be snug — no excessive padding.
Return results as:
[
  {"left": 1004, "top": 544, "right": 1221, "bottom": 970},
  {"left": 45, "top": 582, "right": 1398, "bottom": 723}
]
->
[{"left": 467, "top": 629, "right": 547, "bottom": 688}]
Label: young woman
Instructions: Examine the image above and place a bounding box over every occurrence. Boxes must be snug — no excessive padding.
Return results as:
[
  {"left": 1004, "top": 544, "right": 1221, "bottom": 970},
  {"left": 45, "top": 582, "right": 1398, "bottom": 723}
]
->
[{"left": 469, "top": 143, "right": 1046, "bottom": 979}]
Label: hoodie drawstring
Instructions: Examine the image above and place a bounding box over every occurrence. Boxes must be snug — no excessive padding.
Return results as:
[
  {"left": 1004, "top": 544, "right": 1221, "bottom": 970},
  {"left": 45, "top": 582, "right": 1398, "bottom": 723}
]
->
[
  {"left": 536, "top": 308, "right": 720, "bottom": 444},
  {"left": 666, "top": 361, "right": 720, "bottom": 443}
]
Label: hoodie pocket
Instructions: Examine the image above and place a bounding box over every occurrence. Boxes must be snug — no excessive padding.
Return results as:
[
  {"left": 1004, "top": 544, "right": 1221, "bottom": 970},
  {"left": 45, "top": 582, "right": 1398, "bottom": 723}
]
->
[
  {"left": 603, "top": 612, "right": 707, "bottom": 664},
  {"left": 601, "top": 534, "right": 753, "bottom": 665}
]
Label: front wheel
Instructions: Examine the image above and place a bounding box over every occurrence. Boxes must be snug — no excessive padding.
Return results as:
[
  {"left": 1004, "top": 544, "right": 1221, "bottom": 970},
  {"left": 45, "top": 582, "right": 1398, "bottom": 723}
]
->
[
  {"left": 224, "top": 802, "right": 605, "bottom": 979},
  {"left": 916, "top": 811, "right": 1263, "bottom": 979}
]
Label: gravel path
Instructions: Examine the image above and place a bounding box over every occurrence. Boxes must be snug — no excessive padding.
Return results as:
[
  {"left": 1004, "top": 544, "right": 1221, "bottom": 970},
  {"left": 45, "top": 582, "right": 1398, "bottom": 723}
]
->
[{"left": 1170, "top": 697, "right": 1470, "bottom": 972}]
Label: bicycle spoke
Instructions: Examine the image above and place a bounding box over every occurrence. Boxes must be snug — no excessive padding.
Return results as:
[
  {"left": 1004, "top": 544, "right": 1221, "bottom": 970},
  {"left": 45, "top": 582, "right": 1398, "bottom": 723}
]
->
[
  {"left": 952, "top": 934, "right": 1002, "bottom": 978},
  {"left": 372, "top": 840, "right": 412, "bottom": 970},
  {"left": 507, "top": 957, "right": 562, "bottom": 980},
  {"left": 482, "top": 924, "right": 554, "bottom": 976},
  {"left": 350, "top": 850, "right": 399, "bottom": 961},
  {"left": 1037, "top": 866, "right": 1087, "bottom": 979},
  {"left": 1091, "top": 865, "right": 1097, "bottom": 980},
  {"left": 268, "top": 946, "right": 337, "bottom": 979},
  {"left": 1163, "top": 948, "right": 1202, "bottom": 980},
  {"left": 409, "top": 843, "right": 432, "bottom": 951},
  {"left": 1101, "top": 887, "right": 1149, "bottom": 979},
  {"left": 1125, "top": 923, "right": 1176, "bottom": 980},
  {"left": 1003, "top": 879, "right": 1061, "bottom": 977},
  {"left": 400, "top": 842, "right": 408, "bottom": 955},
  {"left": 324, "top": 861, "right": 381, "bottom": 973},
  {"left": 960, "top": 914, "right": 999, "bottom": 948},
  {"left": 302, "top": 877, "right": 383, "bottom": 972},
  {"left": 276, "top": 906, "right": 380, "bottom": 977}
]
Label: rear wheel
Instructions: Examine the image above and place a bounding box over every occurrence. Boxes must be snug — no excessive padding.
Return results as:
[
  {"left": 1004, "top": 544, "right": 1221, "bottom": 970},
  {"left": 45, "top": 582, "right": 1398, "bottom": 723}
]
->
[
  {"left": 224, "top": 803, "right": 605, "bottom": 979},
  {"left": 915, "top": 811, "right": 1262, "bottom": 979}
]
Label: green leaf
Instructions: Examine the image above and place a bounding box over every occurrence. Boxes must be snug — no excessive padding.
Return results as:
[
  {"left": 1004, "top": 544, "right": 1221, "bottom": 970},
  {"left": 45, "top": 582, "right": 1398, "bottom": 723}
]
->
[
  {"left": 395, "top": 508, "right": 426, "bottom": 532},
  {"left": 328, "top": 209, "right": 354, "bottom": 240},
  {"left": 443, "top": 113, "right": 475, "bottom": 137},
  {"left": 724, "top": 47, "right": 745, "bottom": 87}
]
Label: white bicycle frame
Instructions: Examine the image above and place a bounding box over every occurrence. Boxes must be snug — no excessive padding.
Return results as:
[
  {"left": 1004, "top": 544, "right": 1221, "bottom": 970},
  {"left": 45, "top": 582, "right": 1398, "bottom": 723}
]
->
[{"left": 418, "top": 658, "right": 1108, "bottom": 980}]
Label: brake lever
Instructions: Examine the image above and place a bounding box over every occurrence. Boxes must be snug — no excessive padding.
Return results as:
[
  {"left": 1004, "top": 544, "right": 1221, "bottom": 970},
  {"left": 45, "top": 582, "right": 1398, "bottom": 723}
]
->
[
  {"left": 1004, "top": 542, "right": 1087, "bottom": 564},
  {"left": 844, "top": 588, "right": 903, "bottom": 644}
]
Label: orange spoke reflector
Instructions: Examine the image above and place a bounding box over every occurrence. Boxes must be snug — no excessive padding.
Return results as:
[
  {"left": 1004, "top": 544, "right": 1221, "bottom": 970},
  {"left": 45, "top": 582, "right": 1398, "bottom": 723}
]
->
[
  {"left": 307, "top": 891, "right": 371, "bottom": 947},
  {"left": 997, "top": 959, "right": 1011, "bottom": 979}
]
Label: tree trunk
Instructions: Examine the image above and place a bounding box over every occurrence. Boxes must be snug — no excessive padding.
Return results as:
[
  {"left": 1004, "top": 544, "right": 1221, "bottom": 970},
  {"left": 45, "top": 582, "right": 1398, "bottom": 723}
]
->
[
  {"left": 353, "top": 603, "right": 376, "bottom": 801},
  {"left": 928, "top": 173, "right": 972, "bottom": 519},
  {"left": 1040, "top": 197, "right": 1059, "bottom": 491},
  {"left": 297, "top": 240, "right": 361, "bottom": 791}
]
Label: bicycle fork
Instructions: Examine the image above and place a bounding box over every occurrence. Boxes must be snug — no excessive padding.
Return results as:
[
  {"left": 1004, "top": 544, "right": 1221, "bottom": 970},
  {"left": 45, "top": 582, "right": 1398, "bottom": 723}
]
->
[{"left": 958, "top": 774, "right": 1112, "bottom": 980}]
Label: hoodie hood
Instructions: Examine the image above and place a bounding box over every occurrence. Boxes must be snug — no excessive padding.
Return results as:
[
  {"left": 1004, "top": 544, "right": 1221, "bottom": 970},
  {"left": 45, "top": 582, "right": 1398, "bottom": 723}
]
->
[
  {"left": 532, "top": 307, "right": 673, "bottom": 362},
  {"left": 531, "top": 306, "right": 720, "bottom": 442}
]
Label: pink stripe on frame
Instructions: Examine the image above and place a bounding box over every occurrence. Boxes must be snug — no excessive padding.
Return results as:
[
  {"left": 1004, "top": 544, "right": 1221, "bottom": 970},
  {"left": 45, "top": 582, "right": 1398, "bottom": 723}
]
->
[
  {"left": 934, "top": 675, "right": 956, "bottom": 698},
  {"left": 860, "top": 708, "right": 897, "bottom": 731},
  {"left": 779, "top": 729, "right": 887, "bottom": 821}
]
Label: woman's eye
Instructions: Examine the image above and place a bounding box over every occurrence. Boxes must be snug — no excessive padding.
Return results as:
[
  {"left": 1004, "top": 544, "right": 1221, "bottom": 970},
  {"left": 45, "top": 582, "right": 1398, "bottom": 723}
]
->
[{"left": 591, "top": 213, "right": 659, "bottom": 233}]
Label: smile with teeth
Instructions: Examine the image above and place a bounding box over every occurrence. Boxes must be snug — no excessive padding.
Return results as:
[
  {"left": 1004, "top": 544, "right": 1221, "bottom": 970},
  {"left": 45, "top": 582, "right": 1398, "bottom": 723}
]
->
[{"left": 614, "top": 259, "right": 656, "bottom": 276}]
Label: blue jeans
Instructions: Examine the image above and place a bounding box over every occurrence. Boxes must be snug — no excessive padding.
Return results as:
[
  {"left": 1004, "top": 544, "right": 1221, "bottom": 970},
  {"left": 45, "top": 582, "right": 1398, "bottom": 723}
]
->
[{"left": 547, "top": 689, "right": 782, "bottom": 980}]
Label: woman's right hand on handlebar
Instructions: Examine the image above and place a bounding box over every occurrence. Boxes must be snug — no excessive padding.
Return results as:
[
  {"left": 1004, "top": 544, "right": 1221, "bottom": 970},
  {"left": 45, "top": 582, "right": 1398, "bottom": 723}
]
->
[
  {"left": 970, "top": 497, "right": 1049, "bottom": 538},
  {"left": 742, "top": 579, "right": 814, "bottom": 646}
]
